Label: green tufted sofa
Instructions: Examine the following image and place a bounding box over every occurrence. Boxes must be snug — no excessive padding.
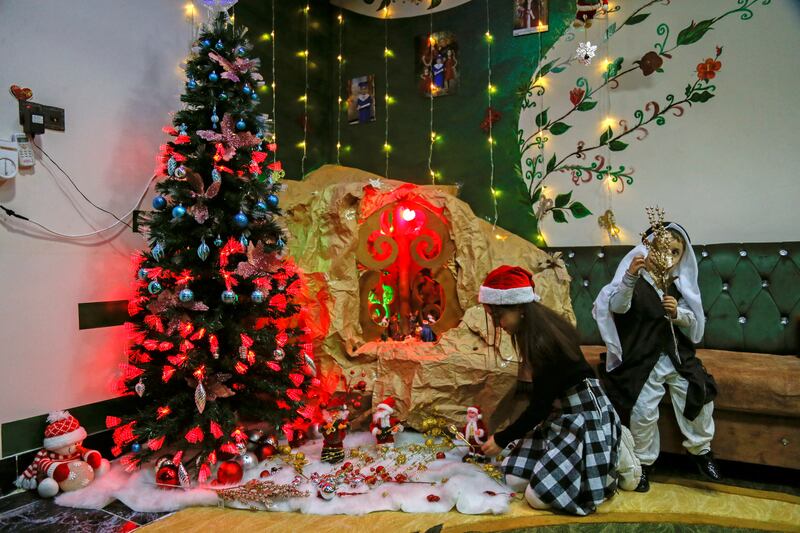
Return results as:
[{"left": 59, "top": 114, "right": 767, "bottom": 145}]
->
[{"left": 547, "top": 242, "right": 800, "bottom": 470}]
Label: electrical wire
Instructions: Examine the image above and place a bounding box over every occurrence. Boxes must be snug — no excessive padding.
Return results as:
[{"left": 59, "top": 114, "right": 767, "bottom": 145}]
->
[
  {"left": 486, "top": 0, "right": 497, "bottom": 229},
  {"left": 336, "top": 9, "right": 344, "bottom": 165},
  {"left": 427, "top": 13, "right": 435, "bottom": 184},
  {"left": 300, "top": 3, "right": 310, "bottom": 177},
  {"left": 383, "top": 11, "right": 390, "bottom": 179}
]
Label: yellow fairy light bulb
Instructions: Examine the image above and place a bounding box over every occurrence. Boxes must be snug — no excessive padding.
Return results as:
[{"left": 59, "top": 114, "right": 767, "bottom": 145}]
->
[
  {"left": 299, "top": 94, "right": 307, "bottom": 102},
  {"left": 260, "top": 33, "right": 272, "bottom": 42},
  {"left": 337, "top": 14, "right": 343, "bottom": 23},
  {"left": 383, "top": 143, "right": 392, "bottom": 152},
  {"left": 485, "top": 31, "right": 493, "bottom": 42},
  {"left": 337, "top": 54, "right": 343, "bottom": 62},
  {"left": 603, "top": 117, "right": 615, "bottom": 129},
  {"left": 488, "top": 84, "right": 497, "bottom": 94},
  {"left": 336, "top": 142, "right": 342, "bottom": 149},
  {"left": 271, "top": 82, "right": 276, "bottom": 89},
  {"left": 430, "top": 131, "right": 437, "bottom": 141},
  {"left": 271, "top": 31, "right": 275, "bottom": 38},
  {"left": 184, "top": 2, "right": 195, "bottom": 16},
  {"left": 297, "top": 140, "right": 306, "bottom": 149},
  {"left": 230, "top": 14, "right": 235, "bottom": 22},
  {"left": 537, "top": 21, "right": 546, "bottom": 32},
  {"left": 337, "top": 96, "right": 343, "bottom": 104},
  {"left": 385, "top": 95, "right": 395, "bottom": 104},
  {"left": 384, "top": 48, "right": 394, "bottom": 58},
  {"left": 488, "top": 136, "right": 494, "bottom": 143},
  {"left": 303, "top": 5, "right": 310, "bottom": 14},
  {"left": 258, "top": 85, "right": 268, "bottom": 93}
]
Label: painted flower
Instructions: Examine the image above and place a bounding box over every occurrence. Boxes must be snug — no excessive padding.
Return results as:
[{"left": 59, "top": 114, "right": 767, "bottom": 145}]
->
[
  {"left": 637, "top": 51, "right": 664, "bottom": 76},
  {"left": 696, "top": 58, "right": 722, "bottom": 81},
  {"left": 569, "top": 87, "right": 585, "bottom": 107}
]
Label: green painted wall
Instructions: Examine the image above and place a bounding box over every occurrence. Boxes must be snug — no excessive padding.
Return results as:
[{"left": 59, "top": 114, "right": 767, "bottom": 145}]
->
[{"left": 239, "top": 0, "right": 573, "bottom": 243}]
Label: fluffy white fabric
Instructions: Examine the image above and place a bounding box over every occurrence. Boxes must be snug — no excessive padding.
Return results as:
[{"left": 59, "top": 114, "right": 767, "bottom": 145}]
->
[{"left": 55, "top": 432, "right": 513, "bottom": 515}]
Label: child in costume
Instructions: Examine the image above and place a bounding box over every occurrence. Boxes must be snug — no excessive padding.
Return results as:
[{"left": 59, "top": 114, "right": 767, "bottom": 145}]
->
[
  {"left": 356, "top": 81, "right": 373, "bottom": 124},
  {"left": 479, "top": 266, "right": 620, "bottom": 516},
  {"left": 593, "top": 222, "right": 720, "bottom": 492}
]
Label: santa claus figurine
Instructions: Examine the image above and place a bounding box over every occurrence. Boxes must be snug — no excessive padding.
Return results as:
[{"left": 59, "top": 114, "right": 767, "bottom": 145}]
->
[
  {"left": 15, "top": 411, "right": 110, "bottom": 497},
  {"left": 320, "top": 398, "right": 350, "bottom": 464},
  {"left": 574, "top": 0, "right": 608, "bottom": 28},
  {"left": 462, "top": 406, "right": 489, "bottom": 463},
  {"left": 370, "top": 397, "right": 404, "bottom": 446}
]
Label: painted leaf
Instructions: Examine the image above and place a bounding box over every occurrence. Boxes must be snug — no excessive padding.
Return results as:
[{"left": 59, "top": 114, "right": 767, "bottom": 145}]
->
[
  {"left": 676, "top": 19, "right": 715, "bottom": 46},
  {"left": 550, "top": 66, "right": 566, "bottom": 74},
  {"left": 577, "top": 100, "right": 597, "bottom": 111},
  {"left": 546, "top": 154, "right": 557, "bottom": 173},
  {"left": 531, "top": 187, "right": 542, "bottom": 203},
  {"left": 569, "top": 202, "right": 592, "bottom": 219},
  {"left": 609, "top": 140, "right": 628, "bottom": 151},
  {"left": 600, "top": 126, "right": 613, "bottom": 146},
  {"left": 538, "top": 59, "right": 558, "bottom": 78},
  {"left": 689, "top": 91, "right": 715, "bottom": 103},
  {"left": 535, "top": 109, "right": 549, "bottom": 128},
  {"left": 625, "top": 13, "right": 650, "bottom": 26},
  {"left": 555, "top": 191, "right": 572, "bottom": 208},
  {"left": 549, "top": 122, "right": 571, "bottom": 136},
  {"left": 552, "top": 209, "right": 567, "bottom": 223},
  {"left": 605, "top": 22, "right": 617, "bottom": 39}
]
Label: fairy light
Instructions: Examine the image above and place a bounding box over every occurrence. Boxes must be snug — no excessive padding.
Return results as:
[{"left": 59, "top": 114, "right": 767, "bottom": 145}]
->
[
  {"left": 300, "top": 3, "right": 310, "bottom": 177},
  {"left": 427, "top": 14, "right": 436, "bottom": 183},
  {"left": 486, "top": 0, "right": 497, "bottom": 228},
  {"left": 534, "top": 0, "right": 547, "bottom": 244},
  {"left": 271, "top": 0, "right": 277, "bottom": 158},
  {"left": 383, "top": 7, "right": 391, "bottom": 177},
  {"left": 601, "top": 4, "right": 618, "bottom": 241},
  {"left": 336, "top": 10, "right": 344, "bottom": 164}
]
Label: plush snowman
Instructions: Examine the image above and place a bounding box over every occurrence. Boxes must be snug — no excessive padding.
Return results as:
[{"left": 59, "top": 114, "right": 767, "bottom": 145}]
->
[{"left": 15, "top": 411, "right": 110, "bottom": 497}]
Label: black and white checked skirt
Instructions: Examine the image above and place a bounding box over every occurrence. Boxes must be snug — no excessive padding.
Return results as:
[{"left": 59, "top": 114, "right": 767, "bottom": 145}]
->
[{"left": 501, "top": 377, "right": 621, "bottom": 516}]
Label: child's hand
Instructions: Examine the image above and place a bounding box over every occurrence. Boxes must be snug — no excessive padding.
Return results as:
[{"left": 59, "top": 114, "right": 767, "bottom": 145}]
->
[
  {"left": 662, "top": 295, "right": 678, "bottom": 318},
  {"left": 627, "top": 255, "right": 646, "bottom": 276},
  {"left": 481, "top": 436, "right": 502, "bottom": 456}
]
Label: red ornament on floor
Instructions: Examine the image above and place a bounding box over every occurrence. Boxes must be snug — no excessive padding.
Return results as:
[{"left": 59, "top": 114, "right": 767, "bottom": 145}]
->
[
  {"left": 217, "top": 460, "right": 244, "bottom": 485},
  {"left": 427, "top": 494, "right": 440, "bottom": 502}
]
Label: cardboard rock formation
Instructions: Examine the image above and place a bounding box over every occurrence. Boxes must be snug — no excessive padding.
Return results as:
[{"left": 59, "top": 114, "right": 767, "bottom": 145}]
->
[{"left": 279, "top": 164, "right": 574, "bottom": 432}]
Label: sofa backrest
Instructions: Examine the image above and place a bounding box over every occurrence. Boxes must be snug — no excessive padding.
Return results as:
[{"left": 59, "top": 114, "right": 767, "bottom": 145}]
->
[{"left": 546, "top": 242, "right": 799, "bottom": 355}]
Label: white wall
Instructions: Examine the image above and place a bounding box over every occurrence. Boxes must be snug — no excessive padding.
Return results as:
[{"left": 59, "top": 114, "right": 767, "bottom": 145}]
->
[
  {"left": 0, "top": 1, "right": 190, "bottom": 428},
  {"left": 519, "top": 0, "right": 800, "bottom": 246}
]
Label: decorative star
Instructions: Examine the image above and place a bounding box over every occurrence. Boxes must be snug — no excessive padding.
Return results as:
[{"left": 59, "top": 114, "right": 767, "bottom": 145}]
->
[
  {"left": 196, "top": 114, "right": 260, "bottom": 161},
  {"left": 368, "top": 178, "right": 384, "bottom": 189},
  {"left": 576, "top": 41, "right": 598, "bottom": 65}
]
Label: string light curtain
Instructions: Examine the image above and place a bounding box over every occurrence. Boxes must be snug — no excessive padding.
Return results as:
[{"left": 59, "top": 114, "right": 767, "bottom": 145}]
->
[
  {"left": 300, "top": 3, "right": 310, "bottom": 177},
  {"left": 485, "top": 0, "right": 497, "bottom": 228},
  {"left": 336, "top": 10, "right": 344, "bottom": 164},
  {"left": 383, "top": 7, "right": 392, "bottom": 178}
]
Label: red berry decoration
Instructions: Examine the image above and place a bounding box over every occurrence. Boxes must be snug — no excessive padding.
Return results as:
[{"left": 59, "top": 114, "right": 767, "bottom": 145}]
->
[
  {"left": 427, "top": 494, "right": 440, "bottom": 502},
  {"left": 356, "top": 380, "right": 367, "bottom": 391},
  {"left": 394, "top": 474, "right": 407, "bottom": 483},
  {"left": 435, "top": 452, "right": 446, "bottom": 460},
  {"left": 217, "top": 460, "right": 244, "bottom": 485}
]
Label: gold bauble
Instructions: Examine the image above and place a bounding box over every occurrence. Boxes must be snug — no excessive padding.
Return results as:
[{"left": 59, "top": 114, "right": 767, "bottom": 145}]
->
[{"left": 58, "top": 461, "right": 95, "bottom": 492}]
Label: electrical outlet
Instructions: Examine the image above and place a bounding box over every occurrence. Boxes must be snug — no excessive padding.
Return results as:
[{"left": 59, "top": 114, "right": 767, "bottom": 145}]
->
[{"left": 43, "top": 105, "right": 65, "bottom": 131}]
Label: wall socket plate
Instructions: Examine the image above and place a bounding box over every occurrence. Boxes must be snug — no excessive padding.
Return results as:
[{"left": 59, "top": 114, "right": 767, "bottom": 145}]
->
[
  {"left": 18, "top": 101, "right": 65, "bottom": 134},
  {"left": 43, "top": 105, "right": 65, "bottom": 131}
]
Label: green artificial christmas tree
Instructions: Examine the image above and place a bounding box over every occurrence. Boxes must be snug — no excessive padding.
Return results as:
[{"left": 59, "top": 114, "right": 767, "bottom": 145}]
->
[{"left": 108, "top": 10, "right": 315, "bottom": 482}]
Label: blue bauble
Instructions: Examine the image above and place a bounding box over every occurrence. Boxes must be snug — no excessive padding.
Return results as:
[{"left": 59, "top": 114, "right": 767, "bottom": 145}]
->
[
  {"left": 197, "top": 239, "right": 210, "bottom": 261},
  {"left": 201, "top": 38, "right": 212, "bottom": 48},
  {"left": 242, "top": 84, "right": 252, "bottom": 95},
  {"left": 179, "top": 288, "right": 194, "bottom": 302},
  {"left": 213, "top": 235, "right": 224, "bottom": 247},
  {"left": 131, "top": 443, "right": 142, "bottom": 454},
  {"left": 236, "top": 46, "right": 247, "bottom": 56},
  {"left": 277, "top": 237, "right": 285, "bottom": 248},
  {"left": 233, "top": 211, "right": 249, "bottom": 228},
  {"left": 187, "top": 78, "right": 197, "bottom": 90},
  {"left": 138, "top": 268, "right": 148, "bottom": 280},
  {"left": 152, "top": 195, "right": 167, "bottom": 210},
  {"left": 172, "top": 204, "right": 186, "bottom": 219},
  {"left": 218, "top": 92, "right": 228, "bottom": 101},
  {"left": 148, "top": 280, "right": 162, "bottom": 294},
  {"left": 266, "top": 194, "right": 279, "bottom": 208},
  {"left": 250, "top": 92, "right": 259, "bottom": 102},
  {"left": 211, "top": 113, "right": 220, "bottom": 125},
  {"left": 208, "top": 71, "right": 219, "bottom": 82},
  {"left": 215, "top": 39, "right": 224, "bottom": 51},
  {"left": 221, "top": 290, "right": 238, "bottom": 304},
  {"left": 236, "top": 119, "right": 247, "bottom": 131},
  {"left": 251, "top": 289, "right": 265, "bottom": 303},
  {"left": 255, "top": 200, "right": 268, "bottom": 212}
]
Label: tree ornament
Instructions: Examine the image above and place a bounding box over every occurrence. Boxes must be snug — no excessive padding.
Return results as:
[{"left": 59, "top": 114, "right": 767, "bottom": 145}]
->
[
  {"left": 214, "top": 235, "right": 224, "bottom": 247},
  {"left": 155, "top": 463, "right": 179, "bottom": 489},
  {"left": 211, "top": 106, "right": 220, "bottom": 128},
  {"left": 211, "top": 168, "right": 222, "bottom": 182},
  {"left": 235, "top": 118, "right": 247, "bottom": 131},
  {"left": 201, "top": 38, "right": 212, "bottom": 48},
  {"left": 266, "top": 194, "right": 279, "bottom": 208},
  {"left": 167, "top": 157, "right": 178, "bottom": 176},
  {"left": 152, "top": 195, "right": 167, "bottom": 210},
  {"left": 217, "top": 460, "right": 244, "bottom": 484},
  {"left": 148, "top": 280, "right": 162, "bottom": 294},
  {"left": 251, "top": 289, "right": 265, "bottom": 303},
  {"left": 576, "top": 41, "right": 598, "bottom": 65},
  {"left": 276, "top": 237, "right": 285, "bottom": 249},
  {"left": 152, "top": 242, "right": 165, "bottom": 261},
  {"left": 222, "top": 290, "right": 238, "bottom": 304},
  {"left": 208, "top": 71, "right": 220, "bottom": 82},
  {"left": 257, "top": 443, "right": 277, "bottom": 461},
  {"left": 272, "top": 348, "right": 285, "bottom": 361},
  {"left": 131, "top": 442, "right": 141, "bottom": 453},
  {"left": 174, "top": 165, "right": 187, "bottom": 178},
  {"left": 172, "top": 204, "right": 187, "bottom": 219},
  {"left": 195, "top": 382, "right": 207, "bottom": 414},
  {"left": 179, "top": 288, "right": 195, "bottom": 302},
  {"left": 242, "top": 84, "right": 252, "bottom": 95},
  {"left": 247, "top": 429, "right": 264, "bottom": 446},
  {"left": 197, "top": 238, "right": 211, "bottom": 261},
  {"left": 254, "top": 199, "right": 267, "bottom": 213},
  {"left": 218, "top": 91, "right": 228, "bottom": 102},
  {"left": 233, "top": 211, "right": 249, "bottom": 228},
  {"left": 241, "top": 452, "right": 259, "bottom": 470},
  {"left": 235, "top": 45, "right": 246, "bottom": 56},
  {"left": 250, "top": 92, "right": 259, "bottom": 102},
  {"left": 239, "top": 234, "right": 249, "bottom": 248},
  {"left": 215, "top": 39, "right": 225, "bottom": 51},
  {"left": 187, "top": 77, "right": 197, "bottom": 90},
  {"left": 138, "top": 268, "right": 149, "bottom": 280},
  {"left": 135, "top": 379, "right": 146, "bottom": 397}
]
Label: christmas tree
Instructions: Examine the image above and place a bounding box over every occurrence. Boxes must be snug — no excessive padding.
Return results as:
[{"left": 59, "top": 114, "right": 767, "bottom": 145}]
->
[{"left": 108, "top": 11, "right": 315, "bottom": 480}]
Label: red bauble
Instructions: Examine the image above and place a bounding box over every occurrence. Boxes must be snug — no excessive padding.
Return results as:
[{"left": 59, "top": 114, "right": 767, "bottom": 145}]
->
[
  {"left": 256, "top": 444, "right": 277, "bottom": 461},
  {"left": 216, "top": 460, "right": 244, "bottom": 485},
  {"left": 155, "top": 464, "right": 180, "bottom": 489},
  {"left": 427, "top": 494, "right": 441, "bottom": 502},
  {"left": 436, "top": 452, "right": 446, "bottom": 460},
  {"left": 260, "top": 470, "right": 271, "bottom": 478}
]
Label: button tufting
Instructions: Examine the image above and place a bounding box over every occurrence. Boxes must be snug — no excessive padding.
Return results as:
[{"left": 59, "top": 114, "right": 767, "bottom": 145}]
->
[
  {"left": 597, "top": 251, "right": 605, "bottom": 258},
  {"left": 583, "top": 279, "right": 590, "bottom": 287},
  {"left": 781, "top": 317, "right": 789, "bottom": 326},
  {"left": 779, "top": 249, "right": 788, "bottom": 257},
  {"left": 568, "top": 251, "right": 575, "bottom": 258},
  {"left": 738, "top": 316, "right": 747, "bottom": 324},
  {"left": 739, "top": 250, "right": 747, "bottom": 257},
  {"left": 761, "top": 280, "right": 769, "bottom": 288},
  {"left": 701, "top": 250, "right": 709, "bottom": 258},
  {"left": 722, "top": 283, "right": 729, "bottom": 291}
]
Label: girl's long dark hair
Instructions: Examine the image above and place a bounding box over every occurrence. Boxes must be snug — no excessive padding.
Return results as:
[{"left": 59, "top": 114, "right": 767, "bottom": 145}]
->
[{"left": 492, "top": 301, "right": 584, "bottom": 373}]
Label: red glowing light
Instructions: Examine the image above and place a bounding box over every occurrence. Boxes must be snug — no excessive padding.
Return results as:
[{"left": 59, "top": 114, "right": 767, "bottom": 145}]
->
[
  {"left": 157, "top": 406, "right": 172, "bottom": 420},
  {"left": 193, "top": 365, "right": 206, "bottom": 380},
  {"left": 210, "top": 421, "right": 224, "bottom": 439}
]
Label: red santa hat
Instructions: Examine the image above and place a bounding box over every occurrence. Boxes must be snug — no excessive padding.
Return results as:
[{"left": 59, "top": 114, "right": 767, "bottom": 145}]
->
[
  {"left": 322, "top": 397, "right": 347, "bottom": 412},
  {"left": 42, "top": 411, "right": 87, "bottom": 451},
  {"left": 375, "top": 396, "right": 396, "bottom": 414},
  {"left": 466, "top": 406, "right": 482, "bottom": 419},
  {"left": 479, "top": 265, "right": 540, "bottom": 305}
]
